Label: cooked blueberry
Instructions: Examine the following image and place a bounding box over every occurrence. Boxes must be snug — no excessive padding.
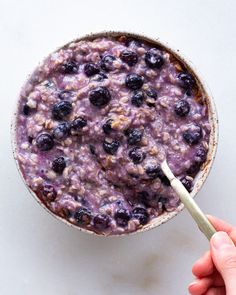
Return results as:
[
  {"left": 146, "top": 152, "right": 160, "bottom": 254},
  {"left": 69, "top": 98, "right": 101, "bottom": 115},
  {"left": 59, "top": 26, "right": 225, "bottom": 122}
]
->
[
  {"left": 102, "top": 119, "right": 113, "bottom": 134},
  {"left": 74, "top": 207, "right": 92, "bottom": 225},
  {"left": 71, "top": 117, "right": 87, "bottom": 131},
  {"left": 120, "top": 50, "right": 138, "bottom": 66},
  {"left": 178, "top": 72, "right": 196, "bottom": 90},
  {"left": 89, "top": 144, "right": 96, "bottom": 155},
  {"left": 58, "top": 90, "right": 72, "bottom": 100},
  {"left": 53, "top": 122, "right": 70, "bottom": 140},
  {"left": 128, "top": 147, "right": 146, "bottom": 164},
  {"left": 114, "top": 208, "right": 131, "bottom": 227},
  {"left": 183, "top": 126, "right": 202, "bottom": 145},
  {"left": 125, "top": 128, "right": 143, "bottom": 145},
  {"left": 59, "top": 60, "right": 77, "bottom": 74},
  {"left": 131, "top": 91, "right": 144, "bottom": 107},
  {"left": 174, "top": 100, "right": 190, "bottom": 117},
  {"left": 180, "top": 177, "right": 193, "bottom": 192},
  {"left": 145, "top": 48, "right": 164, "bottom": 69},
  {"left": 195, "top": 147, "right": 207, "bottom": 163},
  {"left": 103, "top": 140, "right": 120, "bottom": 155},
  {"left": 125, "top": 74, "right": 144, "bottom": 90},
  {"left": 23, "top": 104, "right": 31, "bottom": 116},
  {"left": 158, "top": 196, "right": 168, "bottom": 211},
  {"left": 101, "top": 54, "right": 116, "bottom": 72},
  {"left": 132, "top": 207, "right": 149, "bottom": 225},
  {"left": 52, "top": 156, "right": 66, "bottom": 174},
  {"left": 145, "top": 164, "right": 170, "bottom": 185},
  {"left": 84, "top": 62, "right": 100, "bottom": 77},
  {"left": 52, "top": 101, "right": 72, "bottom": 121},
  {"left": 28, "top": 136, "right": 33, "bottom": 143},
  {"left": 187, "top": 162, "right": 200, "bottom": 176},
  {"left": 89, "top": 86, "right": 111, "bottom": 107},
  {"left": 36, "top": 133, "right": 54, "bottom": 151},
  {"left": 93, "top": 214, "right": 110, "bottom": 230},
  {"left": 125, "top": 38, "right": 142, "bottom": 47},
  {"left": 41, "top": 183, "right": 57, "bottom": 201},
  {"left": 93, "top": 72, "right": 108, "bottom": 81},
  {"left": 138, "top": 191, "right": 159, "bottom": 207},
  {"left": 145, "top": 88, "right": 157, "bottom": 99}
]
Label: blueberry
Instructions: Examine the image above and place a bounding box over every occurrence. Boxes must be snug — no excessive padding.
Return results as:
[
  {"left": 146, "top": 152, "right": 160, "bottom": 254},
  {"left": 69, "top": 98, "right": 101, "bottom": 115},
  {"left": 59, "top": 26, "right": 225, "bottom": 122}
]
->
[
  {"left": 124, "top": 128, "right": 143, "bottom": 145},
  {"left": 52, "top": 101, "right": 73, "bottom": 120},
  {"left": 180, "top": 177, "right": 193, "bottom": 192},
  {"left": 174, "top": 100, "right": 190, "bottom": 117},
  {"left": 195, "top": 147, "right": 207, "bottom": 163},
  {"left": 89, "top": 86, "right": 111, "bottom": 108},
  {"left": 138, "top": 191, "right": 159, "bottom": 207},
  {"left": 89, "top": 144, "right": 96, "bottom": 155},
  {"left": 41, "top": 183, "right": 57, "bottom": 201},
  {"left": 36, "top": 133, "right": 54, "bottom": 151},
  {"left": 23, "top": 104, "right": 31, "bottom": 116},
  {"left": 71, "top": 117, "right": 87, "bottom": 132},
  {"left": 145, "top": 48, "right": 164, "bottom": 69},
  {"left": 158, "top": 196, "right": 168, "bottom": 211},
  {"left": 74, "top": 207, "right": 92, "bottom": 225},
  {"left": 145, "top": 88, "right": 158, "bottom": 99},
  {"left": 103, "top": 140, "right": 120, "bottom": 155},
  {"left": 187, "top": 162, "right": 200, "bottom": 176},
  {"left": 101, "top": 54, "right": 116, "bottom": 72},
  {"left": 59, "top": 60, "right": 78, "bottom": 74},
  {"left": 102, "top": 119, "right": 113, "bottom": 134},
  {"left": 114, "top": 208, "right": 131, "bottom": 227},
  {"left": 28, "top": 136, "right": 33, "bottom": 143},
  {"left": 132, "top": 207, "right": 149, "bottom": 225},
  {"left": 131, "top": 91, "right": 144, "bottom": 107},
  {"left": 84, "top": 62, "right": 100, "bottom": 77},
  {"left": 145, "top": 164, "right": 170, "bottom": 185},
  {"left": 93, "top": 72, "right": 108, "bottom": 81},
  {"left": 58, "top": 90, "right": 72, "bottom": 100},
  {"left": 52, "top": 156, "right": 66, "bottom": 174},
  {"left": 178, "top": 72, "right": 196, "bottom": 90},
  {"left": 120, "top": 50, "right": 138, "bottom": 66},
  {"left": 183, "top": 126, "right": 202, "bottom": 145},
  {"left": 128, "top": 147, "right": 146, "bottom": 164},
  {"left": 53, "top": 122, "right": 70, "bottom": 140},
  {"left": 125, "top": 74, "right": 144, "bottom": 90},
  {"left": 93, "top": 214, "right": 110, "bottom": 230}
]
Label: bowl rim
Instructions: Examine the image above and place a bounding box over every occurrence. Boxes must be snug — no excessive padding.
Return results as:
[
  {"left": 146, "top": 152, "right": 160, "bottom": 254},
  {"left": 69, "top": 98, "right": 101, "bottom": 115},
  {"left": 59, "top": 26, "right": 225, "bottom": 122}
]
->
[{"left": 11, "top": 30, "right": 219, "bottom": 237}]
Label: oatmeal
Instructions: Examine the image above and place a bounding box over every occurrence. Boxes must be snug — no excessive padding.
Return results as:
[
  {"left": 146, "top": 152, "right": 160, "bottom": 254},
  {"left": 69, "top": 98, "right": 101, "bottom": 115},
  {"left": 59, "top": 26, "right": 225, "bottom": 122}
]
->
[{"left": 15, "top": 35, "right": 211, "bottom": 235}]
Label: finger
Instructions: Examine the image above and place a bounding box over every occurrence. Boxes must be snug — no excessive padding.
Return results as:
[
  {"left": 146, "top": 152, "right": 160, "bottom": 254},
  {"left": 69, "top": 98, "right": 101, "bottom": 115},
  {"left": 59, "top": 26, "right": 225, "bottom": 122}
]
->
[
  {"left": 207, "top": 215, "right": 236, "bottom": 243},
  {"left": 188, "top": 277, "right": 213, "bottom": 295},
  {"left": 204, "top": 286, "right": 226, "bottom": 295},
  {"left": 192, "top": 251, "right": 215, "bottom": 277}
]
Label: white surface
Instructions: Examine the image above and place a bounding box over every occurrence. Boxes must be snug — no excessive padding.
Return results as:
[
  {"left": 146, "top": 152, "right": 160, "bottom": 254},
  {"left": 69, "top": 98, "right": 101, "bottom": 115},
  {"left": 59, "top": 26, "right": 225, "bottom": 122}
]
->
[{"left": 0, "top": 0, "right": 236, "bottom": 294}]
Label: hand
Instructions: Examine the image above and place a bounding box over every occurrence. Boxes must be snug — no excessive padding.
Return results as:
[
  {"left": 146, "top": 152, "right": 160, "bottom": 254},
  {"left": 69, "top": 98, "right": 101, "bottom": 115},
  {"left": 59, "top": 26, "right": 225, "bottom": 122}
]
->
[{"left": 188, "top": 215, "right": 236, "bottom": 295}]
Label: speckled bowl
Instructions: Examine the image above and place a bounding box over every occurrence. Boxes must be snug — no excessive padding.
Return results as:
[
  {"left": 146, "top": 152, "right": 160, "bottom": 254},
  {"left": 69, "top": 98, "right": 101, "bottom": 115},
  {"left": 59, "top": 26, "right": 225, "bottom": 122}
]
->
[{"left": 11, "top": 31, "right": 218, "bottom": 236}]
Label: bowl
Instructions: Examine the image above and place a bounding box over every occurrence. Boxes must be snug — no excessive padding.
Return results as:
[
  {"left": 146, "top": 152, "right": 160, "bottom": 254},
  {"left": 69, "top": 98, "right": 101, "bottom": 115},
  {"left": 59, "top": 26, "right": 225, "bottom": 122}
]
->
[{"left": 11, "top": 31, "right": 218, "bottom": 236}]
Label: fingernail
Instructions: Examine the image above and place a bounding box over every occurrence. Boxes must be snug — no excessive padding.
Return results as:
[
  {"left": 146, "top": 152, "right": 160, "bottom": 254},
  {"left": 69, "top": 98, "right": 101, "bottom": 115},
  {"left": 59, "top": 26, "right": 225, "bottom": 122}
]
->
[
  {"left": 189, "top": 281, "right": 198, "bottom": 287},
  {"left": 211, "top": 231, "right": 234, "bottom": 250}
]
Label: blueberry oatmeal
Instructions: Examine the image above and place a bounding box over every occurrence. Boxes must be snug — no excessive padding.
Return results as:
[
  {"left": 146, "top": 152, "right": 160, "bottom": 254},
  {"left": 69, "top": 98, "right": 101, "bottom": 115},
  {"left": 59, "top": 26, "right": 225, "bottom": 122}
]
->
[{"left": 15, "top": 34, "right": 211, "bottom": 235}]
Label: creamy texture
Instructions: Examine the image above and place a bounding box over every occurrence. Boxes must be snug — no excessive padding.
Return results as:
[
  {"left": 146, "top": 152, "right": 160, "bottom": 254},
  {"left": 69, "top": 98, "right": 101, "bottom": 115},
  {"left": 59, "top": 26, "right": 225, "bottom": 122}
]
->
[{"left": 15, "top": 36, "right": 211, "bottom": 235}]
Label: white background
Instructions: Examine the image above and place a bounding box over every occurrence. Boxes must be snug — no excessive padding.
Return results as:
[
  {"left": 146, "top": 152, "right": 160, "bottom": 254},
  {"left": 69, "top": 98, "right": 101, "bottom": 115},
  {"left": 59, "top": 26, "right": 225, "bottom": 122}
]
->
[{"left": 0, "top": 0, "right": 235, "bottom": 294}]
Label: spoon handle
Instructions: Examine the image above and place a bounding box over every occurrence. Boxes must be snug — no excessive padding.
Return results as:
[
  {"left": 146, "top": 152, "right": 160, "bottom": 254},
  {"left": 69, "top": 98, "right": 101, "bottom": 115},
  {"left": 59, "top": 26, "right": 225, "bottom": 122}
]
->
[{"left": 161, "top": 160, "right": 216, "bottom": 241}]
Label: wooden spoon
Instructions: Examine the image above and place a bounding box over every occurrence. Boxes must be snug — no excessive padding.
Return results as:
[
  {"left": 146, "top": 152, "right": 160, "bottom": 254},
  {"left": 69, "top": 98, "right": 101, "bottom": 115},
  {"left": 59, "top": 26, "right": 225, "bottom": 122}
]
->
[{"left": 161, "top": 160, "right": 216, "bottom": 240}]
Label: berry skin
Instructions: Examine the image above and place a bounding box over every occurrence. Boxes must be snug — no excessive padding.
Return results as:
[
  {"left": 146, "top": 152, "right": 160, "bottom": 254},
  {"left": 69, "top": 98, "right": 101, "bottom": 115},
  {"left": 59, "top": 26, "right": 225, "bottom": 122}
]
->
[
  {"left": 183, "top": 126, "right": 202, "bottom": 145},
  {"left": 187, "top": 162, "right": 201, "bottom": 176},
  {"left": 53, "top": 122, "right": 70, "bottom": 140},
  {"left": 103, "top": 140, "right": 120, "bottom": 155},
  {"left": 93, "top": 214, "right": 110, "bottom": 230},
  {"left": 102, "top": 119, "right": 113, "bottom": 134},
  {"left": 114, "top": 208, "right": 131, "bottom": 227},
  {"left": 145, "top": 88, "right": 157, "bottom": 99},
  {"left": 84, "top": 62, "right": 100, "bottom": 77},
  {"left": 36, "top": 133, "right": 54, "bottom": 151},
  {"left": 128, "top": 147, "right": 146, "bottom": 164},
  {"left": 41, "top": 183, "right": 57, "bottom": 201},
  {"left": 89, "top": 86, "right": 111, "bottom": 108},
  {"left": 70, "top": 117, "right": 87, "bottom": 132},
  {"left": 132, "top": 207, "right": 149, "bottom": 225},
  {"left": 23, "top": 104, "right": 31, "bottom": 116},
  {"left": 125, "top": 74, "right": 144, "bottom": 90},
  {"left": 124, "top": 128, "right": 143, "bottom": 145},
  {"left": 52, "top": 156, "right": 66, "bottom": 174},
  {"left": 178, "top": 72, "right": 196, "bottom": 90},
  {"left": 101, "top": 55, "right": 116, "bottom": 72},
  {"left": 59, "top": 60, "right": 78, "bottom": 74},
  {"left": 120, "top": 50, "right": 138, "bottom": 66},
  {"left": 145, "top": 165, "right": 170, "bottom": 186},
  {"left": 52, "top": 101, "right": 73, "bottom": 121},
  {"left": 145, "top": 48, "right": 164, "bottom": 69},
  {"left": 195, "top": 147, "right": 207, "bottom": 163},
  {"left": 180, "top": 177, "right": 193, "bottom": 192},
  {"left": 74, "top": 207, "right": 92, "bottom": 225},
  {"left": 131, "top": 91, "right": 144, "bottom": 107},
  {"left": 174, "top": 100, "right": 190, "bottom": 117}
]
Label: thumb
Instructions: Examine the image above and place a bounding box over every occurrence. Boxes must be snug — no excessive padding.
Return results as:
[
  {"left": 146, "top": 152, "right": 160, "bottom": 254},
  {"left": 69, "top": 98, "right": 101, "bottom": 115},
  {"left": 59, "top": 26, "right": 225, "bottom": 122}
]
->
[{"left": 210, "top": 231, "right": 236, "bottom": 295}]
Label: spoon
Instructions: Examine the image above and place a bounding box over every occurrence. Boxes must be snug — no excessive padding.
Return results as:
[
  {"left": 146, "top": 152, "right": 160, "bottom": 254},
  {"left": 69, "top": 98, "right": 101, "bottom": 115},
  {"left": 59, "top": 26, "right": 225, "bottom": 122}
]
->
[{"left": 161, "top": 159, "right": 216, "bottom": 240}]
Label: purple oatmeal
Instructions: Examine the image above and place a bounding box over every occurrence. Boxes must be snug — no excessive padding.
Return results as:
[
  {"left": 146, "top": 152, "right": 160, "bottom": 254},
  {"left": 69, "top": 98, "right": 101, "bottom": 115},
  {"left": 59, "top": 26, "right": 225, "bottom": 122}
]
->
[{"left": 15, "top": 35, "right": 211, "bottom": 235}]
